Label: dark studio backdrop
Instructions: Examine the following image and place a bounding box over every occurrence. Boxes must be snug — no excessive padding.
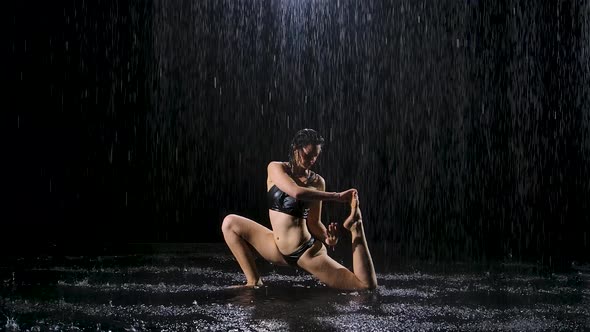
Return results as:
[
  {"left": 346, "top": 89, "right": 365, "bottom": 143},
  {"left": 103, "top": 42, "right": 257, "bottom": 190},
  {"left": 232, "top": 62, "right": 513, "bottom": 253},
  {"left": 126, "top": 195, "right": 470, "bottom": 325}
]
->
[{"left": 8, "top": 0, "right": 590, "bottom": 267}]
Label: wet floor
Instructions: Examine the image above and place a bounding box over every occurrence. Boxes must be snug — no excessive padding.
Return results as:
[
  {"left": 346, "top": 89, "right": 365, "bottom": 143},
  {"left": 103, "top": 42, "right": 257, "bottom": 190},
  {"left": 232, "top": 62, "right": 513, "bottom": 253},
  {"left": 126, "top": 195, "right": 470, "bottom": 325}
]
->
[{"left": 1, "top": 244, "right": 588, "bottom": 331}]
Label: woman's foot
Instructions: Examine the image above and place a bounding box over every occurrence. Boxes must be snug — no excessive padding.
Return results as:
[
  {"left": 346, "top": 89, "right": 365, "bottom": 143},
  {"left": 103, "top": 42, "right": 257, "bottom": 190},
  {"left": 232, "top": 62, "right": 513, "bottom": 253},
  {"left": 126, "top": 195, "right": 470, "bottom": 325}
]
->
[
  {"left": 229, "top": 279, "right": 263, "bottom": 289},
  {"left": 343, "top": 192, "right": 362, "bottom": 232}
]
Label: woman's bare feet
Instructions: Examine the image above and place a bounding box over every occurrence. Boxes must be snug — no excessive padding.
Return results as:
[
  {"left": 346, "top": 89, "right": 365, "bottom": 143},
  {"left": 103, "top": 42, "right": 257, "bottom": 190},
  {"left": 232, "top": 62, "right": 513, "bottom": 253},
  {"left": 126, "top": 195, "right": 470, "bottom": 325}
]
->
[
  {"left": 343, "top": 192, "right": 362, "bottom": 232},
  {"left": 229, "top": 279, "right": 263, "bottom": 289}
]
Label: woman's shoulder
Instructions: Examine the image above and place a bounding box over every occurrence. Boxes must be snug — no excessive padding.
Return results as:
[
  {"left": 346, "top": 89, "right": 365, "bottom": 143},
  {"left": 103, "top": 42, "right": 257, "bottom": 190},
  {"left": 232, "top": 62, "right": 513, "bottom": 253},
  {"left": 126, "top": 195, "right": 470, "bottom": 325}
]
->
[
  {"left": 268, "top": 161, "right": 288, "bottom": 168},
  {"left": 267, "top": 161, "right": 289, "bottom": 173}
]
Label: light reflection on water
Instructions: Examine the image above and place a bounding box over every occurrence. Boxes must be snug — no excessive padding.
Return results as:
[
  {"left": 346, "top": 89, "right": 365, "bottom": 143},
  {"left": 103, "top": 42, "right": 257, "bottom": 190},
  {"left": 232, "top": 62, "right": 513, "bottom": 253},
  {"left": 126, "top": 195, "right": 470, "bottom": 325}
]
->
[{"left": 0, "top": 244, "right": 588, "bottom": 331}]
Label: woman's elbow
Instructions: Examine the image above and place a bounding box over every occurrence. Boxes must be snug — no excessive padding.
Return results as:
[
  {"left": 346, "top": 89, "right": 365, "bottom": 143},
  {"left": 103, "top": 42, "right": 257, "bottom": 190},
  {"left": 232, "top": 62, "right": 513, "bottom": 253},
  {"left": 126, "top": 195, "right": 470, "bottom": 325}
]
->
[{"left": 292, "top": 189, "right": 305, "bottom": 200}]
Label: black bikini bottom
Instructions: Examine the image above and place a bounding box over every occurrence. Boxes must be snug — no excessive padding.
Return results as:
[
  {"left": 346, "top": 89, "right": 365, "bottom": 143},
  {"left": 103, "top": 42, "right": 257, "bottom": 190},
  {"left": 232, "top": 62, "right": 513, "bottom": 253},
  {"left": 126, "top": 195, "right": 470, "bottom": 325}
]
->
[{"left": 282, "top": 237, "right": 316, "bottom": 267}]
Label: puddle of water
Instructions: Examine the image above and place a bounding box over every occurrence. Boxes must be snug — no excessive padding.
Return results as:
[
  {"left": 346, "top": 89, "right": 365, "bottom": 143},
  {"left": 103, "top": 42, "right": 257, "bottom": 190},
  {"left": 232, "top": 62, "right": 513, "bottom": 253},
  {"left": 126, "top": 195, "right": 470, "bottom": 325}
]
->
[{"left": 1, "top": 244, "right": 588, "bottom": 331}]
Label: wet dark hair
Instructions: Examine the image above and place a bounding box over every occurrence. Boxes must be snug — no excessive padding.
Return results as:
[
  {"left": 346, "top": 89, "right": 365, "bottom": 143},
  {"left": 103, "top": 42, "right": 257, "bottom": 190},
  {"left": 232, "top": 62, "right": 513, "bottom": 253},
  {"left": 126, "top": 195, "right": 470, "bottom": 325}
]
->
[{"left": 288, "top": 128, "right": 325, "bottom": 171}]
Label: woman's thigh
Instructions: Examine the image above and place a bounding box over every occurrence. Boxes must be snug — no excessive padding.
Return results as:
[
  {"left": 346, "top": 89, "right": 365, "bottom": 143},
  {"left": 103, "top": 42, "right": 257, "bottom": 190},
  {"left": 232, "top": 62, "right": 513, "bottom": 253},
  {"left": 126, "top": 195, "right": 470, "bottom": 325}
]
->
[
  {"left": 297, "top": 242, "right": 367, "bottom": 290},
  {"left": 224, "top": 214, "right": 288, "bottom": 266}
]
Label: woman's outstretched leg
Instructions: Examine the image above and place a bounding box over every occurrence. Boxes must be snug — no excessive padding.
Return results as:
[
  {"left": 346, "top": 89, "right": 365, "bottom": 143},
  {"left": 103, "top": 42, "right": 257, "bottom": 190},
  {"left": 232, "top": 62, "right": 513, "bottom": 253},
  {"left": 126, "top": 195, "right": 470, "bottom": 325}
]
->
[
  {"left": 221, "top": 214, "right": 288, "bottom": 287},
  {"left": 343, "top": 192, "right": 377, "bottom": 289}
]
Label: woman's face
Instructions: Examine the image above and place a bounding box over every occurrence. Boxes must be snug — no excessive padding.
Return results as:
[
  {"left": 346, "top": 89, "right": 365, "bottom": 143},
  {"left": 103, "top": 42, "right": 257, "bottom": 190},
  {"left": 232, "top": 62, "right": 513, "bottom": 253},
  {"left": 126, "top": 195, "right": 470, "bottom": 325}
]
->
[{"left": 296, "top": 144, "right": 322, "bottom": 169}]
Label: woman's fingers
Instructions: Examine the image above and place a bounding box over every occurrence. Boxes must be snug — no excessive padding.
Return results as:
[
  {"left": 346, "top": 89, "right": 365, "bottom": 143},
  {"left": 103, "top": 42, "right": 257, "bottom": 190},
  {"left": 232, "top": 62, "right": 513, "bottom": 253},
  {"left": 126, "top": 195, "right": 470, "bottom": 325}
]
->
[
  {"left": 326, "top": 222, "right": 338, "bottom": 251},
  {"left": 328, "top": 222, "right": 337, "bottom": 251},
  {"left": 329, "top": 222, "right": 337, "bottom": 235}
]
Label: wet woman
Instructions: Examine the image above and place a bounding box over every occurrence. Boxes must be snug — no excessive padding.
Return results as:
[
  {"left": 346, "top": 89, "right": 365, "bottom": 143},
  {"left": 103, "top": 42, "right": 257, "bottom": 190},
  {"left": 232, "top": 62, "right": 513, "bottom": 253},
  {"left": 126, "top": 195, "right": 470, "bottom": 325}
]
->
[{"left": 222, "top": 129, "right": 377, "bottom": 290}]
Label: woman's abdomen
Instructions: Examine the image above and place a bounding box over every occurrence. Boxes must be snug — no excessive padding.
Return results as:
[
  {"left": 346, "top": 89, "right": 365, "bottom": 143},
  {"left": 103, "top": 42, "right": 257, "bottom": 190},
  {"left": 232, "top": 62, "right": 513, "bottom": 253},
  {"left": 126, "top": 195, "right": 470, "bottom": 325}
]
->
[{"left": 268, "top": 210, "right": 311, "bottom": 255}]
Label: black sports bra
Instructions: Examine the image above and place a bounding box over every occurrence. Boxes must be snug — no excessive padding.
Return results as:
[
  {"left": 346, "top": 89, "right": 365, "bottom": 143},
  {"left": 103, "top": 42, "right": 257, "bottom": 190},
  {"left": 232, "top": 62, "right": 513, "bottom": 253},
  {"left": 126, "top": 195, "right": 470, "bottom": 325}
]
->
[{"left": 267, "top": 170, "right": 316, "bottom": 219}]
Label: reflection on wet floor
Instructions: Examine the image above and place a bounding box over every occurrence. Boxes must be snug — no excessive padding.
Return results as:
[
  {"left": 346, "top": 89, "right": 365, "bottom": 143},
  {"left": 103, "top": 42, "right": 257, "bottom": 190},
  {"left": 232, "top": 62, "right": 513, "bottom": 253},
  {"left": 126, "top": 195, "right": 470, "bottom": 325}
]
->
[{"left": 0, "top": 244, "right": 588, "bottom": 331}]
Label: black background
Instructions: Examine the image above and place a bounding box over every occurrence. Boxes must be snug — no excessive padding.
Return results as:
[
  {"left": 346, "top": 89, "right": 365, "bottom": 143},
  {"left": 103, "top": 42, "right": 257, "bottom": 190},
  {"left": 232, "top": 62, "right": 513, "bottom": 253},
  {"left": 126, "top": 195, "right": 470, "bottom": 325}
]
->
[{"left": 7, "top": 0, "right": 590, "bottom": 267}]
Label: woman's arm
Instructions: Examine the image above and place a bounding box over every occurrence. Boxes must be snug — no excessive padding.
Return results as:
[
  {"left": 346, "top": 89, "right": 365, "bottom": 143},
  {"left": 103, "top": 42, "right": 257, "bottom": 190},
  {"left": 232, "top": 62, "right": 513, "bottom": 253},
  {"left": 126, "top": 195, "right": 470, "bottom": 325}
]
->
[
  {"left": 267, "top": 162, "right": 354, "bottom": 202},
  {"left": 306, "top": 176, "right": 339, "bottom": 248},
  {"left": 305, "top": 176, "right": 329, "bottom": 242}
]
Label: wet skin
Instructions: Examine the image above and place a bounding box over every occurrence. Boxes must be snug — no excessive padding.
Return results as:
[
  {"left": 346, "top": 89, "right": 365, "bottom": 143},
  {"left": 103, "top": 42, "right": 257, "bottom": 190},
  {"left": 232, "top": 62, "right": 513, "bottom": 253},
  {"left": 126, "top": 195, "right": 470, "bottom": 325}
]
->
[{"left": 222, "top": 143, "right": 377, "bottom": 290}]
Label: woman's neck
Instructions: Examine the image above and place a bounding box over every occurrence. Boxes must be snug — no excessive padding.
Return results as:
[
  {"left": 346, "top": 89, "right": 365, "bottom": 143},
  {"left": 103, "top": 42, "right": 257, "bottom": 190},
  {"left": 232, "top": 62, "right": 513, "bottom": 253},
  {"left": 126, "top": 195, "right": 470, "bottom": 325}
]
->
[{"left": 289, "top": 164, "right": 308, "bottom": 177}]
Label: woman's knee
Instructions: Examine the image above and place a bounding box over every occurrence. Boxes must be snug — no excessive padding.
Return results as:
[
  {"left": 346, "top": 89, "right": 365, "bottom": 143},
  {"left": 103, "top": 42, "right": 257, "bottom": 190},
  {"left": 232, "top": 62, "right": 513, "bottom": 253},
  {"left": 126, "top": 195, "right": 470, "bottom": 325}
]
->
[{"left": 221, "top": 214, "right": 239, "bottom": 234}]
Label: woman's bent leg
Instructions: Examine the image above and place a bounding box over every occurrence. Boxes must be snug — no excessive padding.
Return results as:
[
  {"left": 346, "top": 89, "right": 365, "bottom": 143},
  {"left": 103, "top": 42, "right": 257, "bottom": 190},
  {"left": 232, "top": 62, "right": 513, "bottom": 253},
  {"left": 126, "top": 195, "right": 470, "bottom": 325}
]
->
[
  {"left": 297, "top": 242, "right": 373, "bottom": 290},
  {"left": 299, "top": 193, "right": 377, "bottom": 290},
  {"left": 343, "top": 193, "right": 377, "bottom": 289},
  {"left": 221, "top": 214, "right": 287, "bottom": 286},
  {"left": 348, "top": 221, "right": 377, "bottom": 289}
]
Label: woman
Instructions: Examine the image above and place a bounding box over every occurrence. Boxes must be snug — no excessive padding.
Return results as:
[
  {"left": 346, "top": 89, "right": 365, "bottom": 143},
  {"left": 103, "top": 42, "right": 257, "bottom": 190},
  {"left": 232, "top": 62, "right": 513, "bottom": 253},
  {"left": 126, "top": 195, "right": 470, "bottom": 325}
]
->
[{"left": 222, "top": 129, "right": 377, "bottom": 290}]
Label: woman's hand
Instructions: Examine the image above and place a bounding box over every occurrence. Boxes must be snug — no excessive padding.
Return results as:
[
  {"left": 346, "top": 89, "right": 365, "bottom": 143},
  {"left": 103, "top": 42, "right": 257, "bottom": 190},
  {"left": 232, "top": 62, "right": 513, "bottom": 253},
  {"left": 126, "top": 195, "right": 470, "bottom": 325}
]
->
[
  {"left": 325, "top": 222, "right": 339, "bottom": 250},
  {"left": 334, "top": 188, "right": 357, "bottom": 203}
]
